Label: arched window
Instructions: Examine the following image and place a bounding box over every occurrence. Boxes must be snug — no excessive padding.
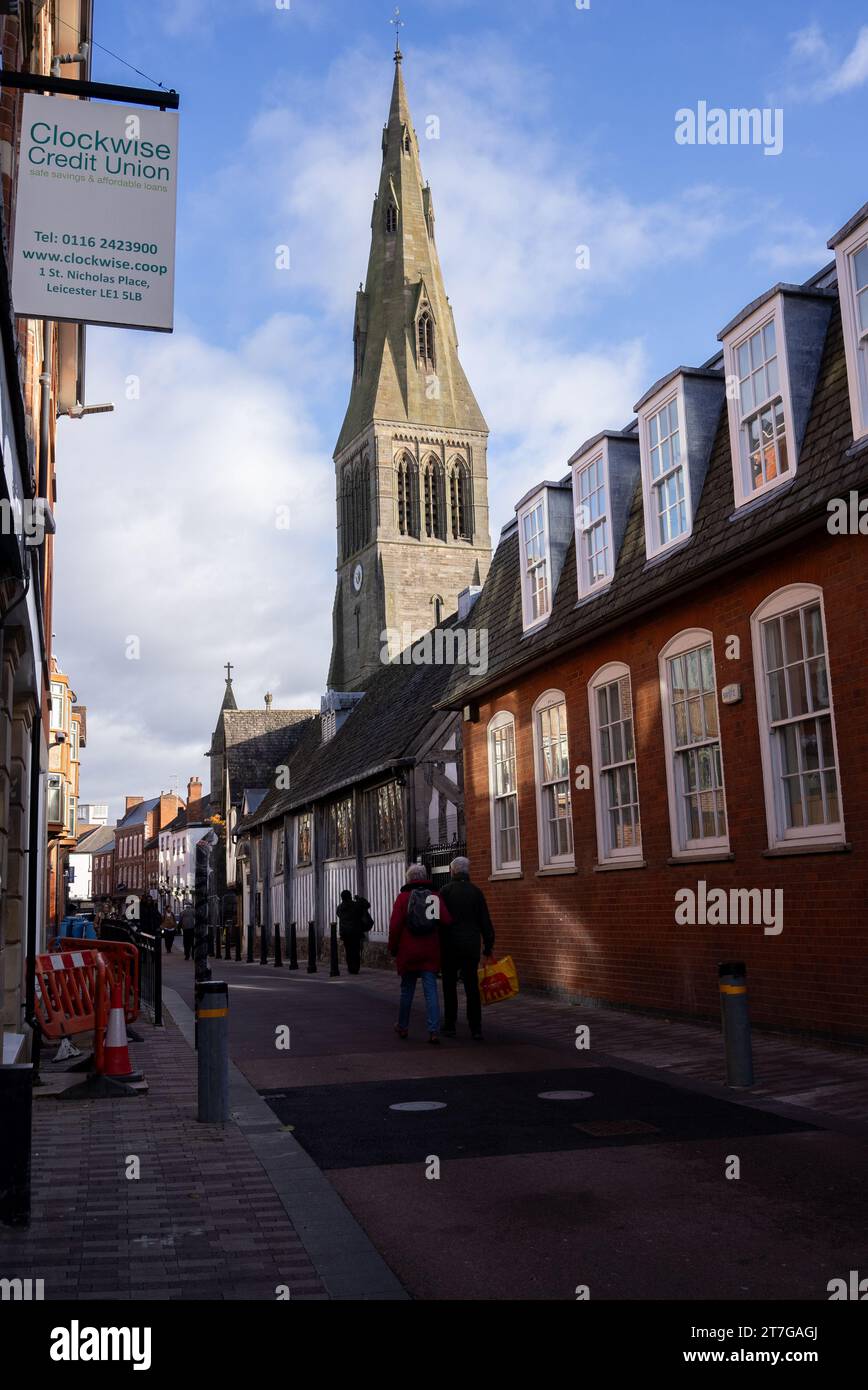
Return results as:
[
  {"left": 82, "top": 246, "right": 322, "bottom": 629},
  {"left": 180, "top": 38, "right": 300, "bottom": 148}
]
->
[
  {"left": 422, "top": 457, "right": 443, "bottom": 539},
  {"left": 396, "top": 453, "right": 418, "bottom": 536},
  {"left": 403, "top": 129, "right": 411, "bottom": 154},
  {"left": 449, "top": 459, "right": 471, "bottom": 539},
  {"left": 488, "top": 711, "right": 520, "bottom": 874},
  {"left": 659, "top": 629, "right": 728, "bottom": 855},
  {"left": 385, "top": 202, "right": 398, "bottom": 234},
  {"left": 751, "top": 584, "right": 844, "bottom": 850},
  {"left": 588, "top": 662, "right": 642, "bottom": 865},
  {"left": 358, "top": 456, "right": 370, "bottom": 549},
  {"left": 431, "top": 595, "right": 444, "bottom": 627},
  {"left": 417, "top": 310, "right": 435, "bottom": 368},
  {"left": 532, "top": 689, "right": 574, "bottom": 868}
]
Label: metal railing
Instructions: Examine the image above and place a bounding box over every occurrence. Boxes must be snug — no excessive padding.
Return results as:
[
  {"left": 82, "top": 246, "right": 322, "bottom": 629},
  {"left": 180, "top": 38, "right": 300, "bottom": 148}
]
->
[
  {"left": 132, "top": 926, "right": 162, "bottom": 1026},
  {"left": 420, "top": 838, "right": 466, "bottom": 881}
]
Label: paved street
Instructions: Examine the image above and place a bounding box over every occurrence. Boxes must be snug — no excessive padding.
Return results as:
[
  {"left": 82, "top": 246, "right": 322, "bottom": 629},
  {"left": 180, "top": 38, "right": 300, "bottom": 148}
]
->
[{"left": 165, "top": 951, "right": 868, "bottom": 1301}]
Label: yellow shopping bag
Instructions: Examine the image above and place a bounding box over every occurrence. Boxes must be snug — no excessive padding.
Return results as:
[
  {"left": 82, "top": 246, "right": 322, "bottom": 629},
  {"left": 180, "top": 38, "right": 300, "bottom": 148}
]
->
[{"left": 478, "top": 954, "right": 519, "bottom": 1006}]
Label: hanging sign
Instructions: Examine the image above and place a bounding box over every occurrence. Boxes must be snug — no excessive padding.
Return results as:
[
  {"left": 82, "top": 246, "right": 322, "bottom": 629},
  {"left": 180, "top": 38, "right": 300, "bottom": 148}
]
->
[{"left": 11, "top": 93, "right": 179, "bottom": 332}]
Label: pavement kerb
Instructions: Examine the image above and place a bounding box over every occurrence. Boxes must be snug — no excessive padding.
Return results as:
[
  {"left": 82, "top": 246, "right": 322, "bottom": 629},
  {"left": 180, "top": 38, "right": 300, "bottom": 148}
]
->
[{"left": 162, "top": 984, "right": 410, "bottom": 1301}]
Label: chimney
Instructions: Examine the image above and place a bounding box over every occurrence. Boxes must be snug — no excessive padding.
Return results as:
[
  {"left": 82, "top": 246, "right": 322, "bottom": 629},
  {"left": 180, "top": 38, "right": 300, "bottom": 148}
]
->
[
  {"left": 264, "top": 692, "right": 273, "bottom": 709},
  {"left": 187, "top": 776, "right": 202, "bottom": 805},
  {"left": 125, "top": 795, "right": 143, "bottom": 814}
]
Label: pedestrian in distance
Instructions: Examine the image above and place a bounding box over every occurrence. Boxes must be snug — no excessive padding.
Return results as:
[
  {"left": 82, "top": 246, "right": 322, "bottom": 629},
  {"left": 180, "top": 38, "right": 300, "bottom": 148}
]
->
[
  {"left": 337, "top": 889, "right": 373, "bottom": 975},
  {"left": 180, "top": 903, "right": 196, "bottom": 960},
  {"left": 161, "top": 907, "right": 177, "bottom": 953},
  {"left": 388, "top": 863, "right": 452, "bottom": 1043},
  {"left": 439, "top": 855, "right": 495, "bottom": 1041}
]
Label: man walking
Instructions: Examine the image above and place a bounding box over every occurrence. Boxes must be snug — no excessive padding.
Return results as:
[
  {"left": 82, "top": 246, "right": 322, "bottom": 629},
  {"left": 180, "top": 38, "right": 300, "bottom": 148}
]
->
[
  {"left": 337, "top": 888, "right": 372, "bottom": 975},
  {"left": 440, "top": 856, "right": 495, "bottom": 1041},
  {"left": 180, "top": 903, "right": 196, "bottom": 961}
]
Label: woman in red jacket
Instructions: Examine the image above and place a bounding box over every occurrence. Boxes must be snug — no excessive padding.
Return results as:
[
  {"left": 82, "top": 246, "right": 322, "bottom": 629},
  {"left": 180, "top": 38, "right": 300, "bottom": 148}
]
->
[{"left": 388, "top": 863, "right": 452, "bottom": 1043}]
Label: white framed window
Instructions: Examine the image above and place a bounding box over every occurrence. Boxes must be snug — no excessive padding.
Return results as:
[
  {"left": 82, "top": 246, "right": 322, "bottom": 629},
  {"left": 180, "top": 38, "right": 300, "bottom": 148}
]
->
[
  {"left": 50, "top": 681, "right": 64, "bottom": 731},
  {"left": 639, "top": 387, "right": 691, "bottom": 557},
  {"left": 518, "top": 495, "right": 551, "bottom": 629},
  {"left": 573, "top": 450, "right": 612, "bottom": 597},
  {"left": 751, "top": 585, "right": 845, "bottom": 849},
  {"left": 659, "top": 630, "right": 729, "bottom": 856},
  {"left": 723, "top": 300, "right": 795, "bottom": 507},
  {"left": 532, "top": 690, "right": 574, "bottom": 867},
  {"left": 588, "top": 663, "right": 642, "bottom": 864},
  {"left": 487, "top": 711, "right": 520, "bottom": 874},
  {"left": 833, "top": 220, "right": 868, "bottom": 442}
]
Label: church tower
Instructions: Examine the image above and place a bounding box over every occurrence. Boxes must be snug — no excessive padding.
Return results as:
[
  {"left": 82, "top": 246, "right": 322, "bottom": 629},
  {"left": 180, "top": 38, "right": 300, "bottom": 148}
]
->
[{"left": 328, "top": 40, "right": 491, "bottom": 692}]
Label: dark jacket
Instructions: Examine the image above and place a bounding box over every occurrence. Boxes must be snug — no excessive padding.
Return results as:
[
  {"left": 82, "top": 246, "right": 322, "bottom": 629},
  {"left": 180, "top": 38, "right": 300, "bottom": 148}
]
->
[
  {"left": 388, "top": 881, "right": 452, "bottom": 975},
  {"left": 439, "top": 874, "right": 495, "bottom": 960},
  {"left": 337, "top": 895, "right": 371, "bottom": 938}
]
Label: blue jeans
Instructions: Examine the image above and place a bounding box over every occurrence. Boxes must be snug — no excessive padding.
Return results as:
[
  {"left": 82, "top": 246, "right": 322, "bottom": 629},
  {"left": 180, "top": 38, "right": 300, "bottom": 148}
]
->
[{"left": 398, "top": 971, "right": 441, "bottom": 1034}]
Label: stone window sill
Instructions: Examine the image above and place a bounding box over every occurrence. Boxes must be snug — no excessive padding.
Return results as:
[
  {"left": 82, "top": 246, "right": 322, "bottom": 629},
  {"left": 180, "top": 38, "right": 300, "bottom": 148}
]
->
[
  {"left": 762, "top": 841, "right": 851, "bottom": 858},
  {"left": 593, "top": 859, "right": 647, "bottom": 872},
  {"left": 489, "top": 870, "right": 523, "bottom": 881},
  {"left": 666, "top": 852, "right": 735, "bottom": 865},
  {"left": 536, "top": 865, "right": 577, "bottom": 877}
]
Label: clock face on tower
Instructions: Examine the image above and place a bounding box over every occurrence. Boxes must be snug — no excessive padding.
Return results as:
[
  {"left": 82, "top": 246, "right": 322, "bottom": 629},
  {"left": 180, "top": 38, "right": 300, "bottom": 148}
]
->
[{"left": 353, "top": 563, "right": 364, "bottom": 593}]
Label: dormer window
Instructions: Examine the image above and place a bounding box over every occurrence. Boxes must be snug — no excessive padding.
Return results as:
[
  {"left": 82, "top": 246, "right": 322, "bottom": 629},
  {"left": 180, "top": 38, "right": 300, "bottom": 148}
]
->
[
  {"left": 574, "top": 450, "right": 611, "bottom": 595},
  {"left": 830, "top": 208, "right": 868, "bottom": 442},
  {"left": 385, "top": 202, "right": 398, "bottom": 234},
  {"left": 638, "top": 386, "right": 690, "bottom": 558},
  {"left": 417, "top": 309, "right": 435, "bottom": 368},
  {"left": 519, "top": 497, "right": 550, "bottom": 628},
  {"left": 722, "top": 300, "right": 795, "bottom": 508}
]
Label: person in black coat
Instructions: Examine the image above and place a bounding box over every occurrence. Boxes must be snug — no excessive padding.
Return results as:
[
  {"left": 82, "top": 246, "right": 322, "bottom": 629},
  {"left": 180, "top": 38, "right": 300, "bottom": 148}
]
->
[
  {"left": 439, "top": 856, "right": 495, "bottom": 1040},
  {"left": 336, "top": 890, "right": 372, "bottom": 975}
]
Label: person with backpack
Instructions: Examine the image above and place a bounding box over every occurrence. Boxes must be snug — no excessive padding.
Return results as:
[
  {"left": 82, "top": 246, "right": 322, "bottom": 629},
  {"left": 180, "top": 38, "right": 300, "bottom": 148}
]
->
[
  {"left": 388, "top": 863, "right": 452, "bottom": 1043},
  {"left": 337, "top": 889, "right": 373, "bottom": 975},
  {"left": 439, "top": 856, "right": 495, "bottom": 1041}
]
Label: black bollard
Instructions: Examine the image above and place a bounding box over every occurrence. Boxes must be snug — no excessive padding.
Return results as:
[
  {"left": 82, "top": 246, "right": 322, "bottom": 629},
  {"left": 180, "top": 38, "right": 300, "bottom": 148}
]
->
[
  {"left": 259, "top": 921, "right": 268, "bottom": 965},
  {"left": 234, "top": 920, "right": 242, "bottom": 962},
  {"left": 274, "top": 923, "right": 283, "bottom": 968},
  {"left": 214, "top": 915, "right": 222, "bottom": 960},
  {"left": 306, "top": 920, "right": 317, "bottom": 973},
  {"left": 288, "top": 921, "right": 298, "bottom": 971},
  {"left": 246, "top": 916, "right": 254, "bottom": 964},
  {"left": 329, "top": 920, "right": 340, "bottom": 977},
  {"left": 196, "top": 980, "right": 229, "bottom": 1124},
  {"left": 719, "top": 961, "right": 754, "bottom": 1088}
]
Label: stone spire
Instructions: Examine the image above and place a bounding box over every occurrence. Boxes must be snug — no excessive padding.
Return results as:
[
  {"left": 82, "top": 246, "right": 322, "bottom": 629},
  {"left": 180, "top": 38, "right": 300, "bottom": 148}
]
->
[
  {"left": 334, "top": 53, "right": 487, "bottom": 455},
  {"left": 220, "top": 662, "right": 237, "bottom": 712}
]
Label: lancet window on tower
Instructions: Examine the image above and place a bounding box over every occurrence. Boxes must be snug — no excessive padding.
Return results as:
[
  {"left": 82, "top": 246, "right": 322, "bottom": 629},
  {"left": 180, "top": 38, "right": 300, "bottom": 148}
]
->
[
  {"left": 417, "top": 310, "right": 435, "bottom": 369},
  {"left": 449, "top": 458, "right": 472, "bottom": 540},
  {"left": 385, "top": 202, "right": 398, "bottom": 234},
  {"left": 396, "top": 453, "right": 419, "bottom": 536},
  {"left": 342, "top": 456, "right": 371, "bottom": 558},
  {"left": 422, "top": 457, "right": 444, "bottom": 539}
]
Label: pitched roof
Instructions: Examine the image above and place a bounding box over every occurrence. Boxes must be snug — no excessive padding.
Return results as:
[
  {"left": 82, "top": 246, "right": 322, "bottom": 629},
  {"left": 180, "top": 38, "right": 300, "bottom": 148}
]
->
[
  {"left": 116, "top": 796, "right": 159, "bottom": 828},
  {"left": 223, "top": 709, "right": 316, "bottom": 804},
  {"left": 239, "top": 619, "right": 465, "bottom": 833},
  {"left": 74, "top": 824, "right": 115, "bottom": 855},
  {"left": 442, "top": 283, "right": 868, "bottom": 707}
]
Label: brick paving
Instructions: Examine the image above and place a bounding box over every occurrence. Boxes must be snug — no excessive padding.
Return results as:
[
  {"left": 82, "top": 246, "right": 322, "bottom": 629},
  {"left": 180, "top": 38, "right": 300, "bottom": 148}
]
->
[{"left": 0, "top": 1013, "right": 329, "bottom": 1301}]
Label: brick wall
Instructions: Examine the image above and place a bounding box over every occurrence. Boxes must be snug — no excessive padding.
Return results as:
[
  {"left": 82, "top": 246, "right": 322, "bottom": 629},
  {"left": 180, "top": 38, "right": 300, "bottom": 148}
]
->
[{"left": 462, "top": 530, "right": 868, "bottom": 1043}]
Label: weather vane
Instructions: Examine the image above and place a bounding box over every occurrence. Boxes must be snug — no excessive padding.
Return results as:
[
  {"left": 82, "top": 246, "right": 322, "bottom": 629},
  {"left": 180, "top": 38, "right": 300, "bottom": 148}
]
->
[{"left": 390, "top": 7, "right": 405, "bottom": 57}]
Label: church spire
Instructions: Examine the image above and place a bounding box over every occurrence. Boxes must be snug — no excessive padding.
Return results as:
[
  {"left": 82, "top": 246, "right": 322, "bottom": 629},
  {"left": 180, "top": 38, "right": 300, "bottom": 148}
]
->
[{"left": 335, "top": 49, "right": 487, "bottom": 456}]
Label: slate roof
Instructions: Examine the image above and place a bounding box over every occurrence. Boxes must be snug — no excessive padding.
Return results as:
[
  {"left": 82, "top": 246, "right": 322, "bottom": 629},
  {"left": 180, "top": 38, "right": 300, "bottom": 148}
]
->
[
  {"left": 74, "top": 824, "right": 115, "bottom": 855},
  {"left": 116, "top": 796, "right": 159, "bottom": 828},
  {"left": 238, "top": 618, "right": 465, "bottom": 833},
  {"left": 223, "top": 709, "right": 316, "bottom": 805},
  {"left": 441, "top": 277, "right": 868, "bottom": 708}
]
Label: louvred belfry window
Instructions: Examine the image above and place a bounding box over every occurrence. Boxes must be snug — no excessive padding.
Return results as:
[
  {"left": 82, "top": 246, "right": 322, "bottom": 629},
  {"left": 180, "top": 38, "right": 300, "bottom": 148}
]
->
[
  {"left": 385, "top": 203, "right": 398, "bottom": 234},
  {"left": 449, "top": 460, "right": 471, "bottom": 539},
  {"left": 423, "top": 459, "right": 443, "bottom": 539},
  {"left": 397, "top": 453, "right": 418, "bottom": 536}
]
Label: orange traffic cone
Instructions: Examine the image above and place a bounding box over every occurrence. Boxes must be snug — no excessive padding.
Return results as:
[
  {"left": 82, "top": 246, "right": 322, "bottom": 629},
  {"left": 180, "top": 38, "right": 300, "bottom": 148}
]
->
[{"left": 101, "top": 983, "right": 140, "bottom": 1079}]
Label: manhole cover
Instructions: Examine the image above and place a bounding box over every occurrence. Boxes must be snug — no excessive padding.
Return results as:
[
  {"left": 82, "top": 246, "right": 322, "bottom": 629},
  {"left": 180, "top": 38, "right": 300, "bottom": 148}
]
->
[
  {"left": 538, "top": 1090, "right": 594, "bottom": 1101},
  {"left": 389, "top": 1101, "right": 447, "bottom": 1112},
  {"left": 573, "top": 1119, "right": 660, "bottom": 1137}
]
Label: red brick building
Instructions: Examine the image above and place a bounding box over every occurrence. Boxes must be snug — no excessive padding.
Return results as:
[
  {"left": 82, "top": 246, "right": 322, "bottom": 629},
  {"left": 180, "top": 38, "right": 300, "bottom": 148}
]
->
[
  {"left": 109, "top": 793, "right": 184, "bottom": 897},
  {"left": 444, "top": 200, "right": 868, "bottom": 1044}
]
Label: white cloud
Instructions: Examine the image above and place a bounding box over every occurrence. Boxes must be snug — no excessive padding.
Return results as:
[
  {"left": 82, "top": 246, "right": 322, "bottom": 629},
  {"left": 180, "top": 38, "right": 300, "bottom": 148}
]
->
[
  {"left": 53, "top": 316, "right": 333, "bottom": 820},
  {"left": 780, "top": 23, "right": 868, "bottom": 101}
]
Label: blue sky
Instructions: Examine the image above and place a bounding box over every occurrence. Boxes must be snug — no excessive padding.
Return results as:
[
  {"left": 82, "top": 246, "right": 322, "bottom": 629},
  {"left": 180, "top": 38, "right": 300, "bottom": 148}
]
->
[{"left": 56, "top": 0, "right": 868, "bottom": 817}]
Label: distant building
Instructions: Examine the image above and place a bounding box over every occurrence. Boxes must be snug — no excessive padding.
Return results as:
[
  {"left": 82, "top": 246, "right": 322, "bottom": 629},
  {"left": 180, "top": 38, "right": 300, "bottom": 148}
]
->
[
  {"left": 77, "top": 803, "right": 108, "bottom": 828},
  {"left": 68, "top": 824, "right": 115, "bottom": 906},
  {"left": 158, "top": 776, "right": 217, "bottom": 916},
  {"left": 45, "top": 659, "right": 86, "bottom": 930}
]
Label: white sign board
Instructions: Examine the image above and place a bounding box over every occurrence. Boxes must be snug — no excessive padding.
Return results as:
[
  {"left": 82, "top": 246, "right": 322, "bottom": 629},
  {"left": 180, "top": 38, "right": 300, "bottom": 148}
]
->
[{"left": 11, "top": 94, "right": 179, "bottom": 332}]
